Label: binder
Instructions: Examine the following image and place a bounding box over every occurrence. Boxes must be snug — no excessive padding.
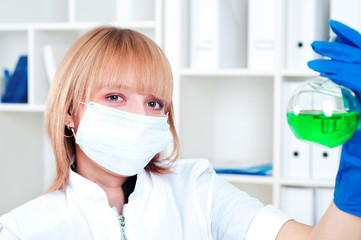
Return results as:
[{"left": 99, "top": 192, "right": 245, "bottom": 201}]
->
[
  {"left": 314, "top": 188, "right": 334, "bottom": 223},
  {"left": 213, "top": 160, "right": 272, "bottom": 176},
  {"left": 42, "top": 44, "right": 68, "bottom": 83},
  {"left": 1, "top": 56, "right": 28, "bottom": 103},
  {"left": 117, "top": 0, "right": 153, "bottom": 21},
  {"left": 286, "top": 0, "right": 329, "bottom": 70},
  {"left": 247, "top": 0, "right": 276, "bottom": 70},
  {"left": 190, "top": 0, "right": 217, "bottom": 68},
  {"left": 281, "top": 187, "right": 314, "bottom": 225},
  {"left": 311, "top": 145, "right": 341, "bottom": 180},
  {"left": 116, "top": 0, "right": 133, "bottom": 21},
  {"left": 330, "top": 0, "right": 361, "bottom": 31},
  {"left": 189, "top": 0, "right": 246, "bottom": 68},
  {"left": 282, "top": 131, "right": 311, "bottom": 179},
  {"left": 282, "top": 81, "right": 311, "bottom": 179}
]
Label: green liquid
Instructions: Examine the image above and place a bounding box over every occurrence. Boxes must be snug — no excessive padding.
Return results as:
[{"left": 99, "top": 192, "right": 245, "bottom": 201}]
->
[{"left": 287, "top": 111, "right": 359, "bottom": 148}]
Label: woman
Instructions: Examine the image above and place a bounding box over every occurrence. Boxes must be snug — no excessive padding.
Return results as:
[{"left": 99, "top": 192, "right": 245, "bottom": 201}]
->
[{"left": 0, "top": 24, "right": 360, "bottom": 239}]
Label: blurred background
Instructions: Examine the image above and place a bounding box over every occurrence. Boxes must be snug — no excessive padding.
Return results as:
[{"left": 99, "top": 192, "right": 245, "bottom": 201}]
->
[{"left": 0, "top": 0, "right": 360, "bottom": 226}]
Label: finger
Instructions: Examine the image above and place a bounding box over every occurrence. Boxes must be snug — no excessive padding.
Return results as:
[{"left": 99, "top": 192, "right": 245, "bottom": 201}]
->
[
  {"left": 329, "top": 20, "right": 361, "bottom": 49},
  {"left": 321, "top": 72, "right": 361, "bottom": 93},
  {"left": 308, "top": 59, "right": 361, "bottom": 76},
  {"left": 311, "top": 41, "right": 361, "bottom": 63}
]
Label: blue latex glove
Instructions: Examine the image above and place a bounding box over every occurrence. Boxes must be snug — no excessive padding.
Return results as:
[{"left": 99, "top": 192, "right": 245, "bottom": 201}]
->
[{"left": 308, "top": 20, "right": 361, "bottom": 217}]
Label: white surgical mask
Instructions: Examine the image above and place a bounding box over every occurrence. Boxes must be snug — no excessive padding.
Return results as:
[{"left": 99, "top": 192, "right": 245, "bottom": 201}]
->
[{"left": 74, "top": 102, "right": 173, "bottom": 176}]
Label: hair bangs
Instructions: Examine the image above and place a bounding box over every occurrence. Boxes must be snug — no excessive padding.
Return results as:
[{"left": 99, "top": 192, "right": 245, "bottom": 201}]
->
[{"left": 89, "top": 29, "right": 173, "bottom": 107}]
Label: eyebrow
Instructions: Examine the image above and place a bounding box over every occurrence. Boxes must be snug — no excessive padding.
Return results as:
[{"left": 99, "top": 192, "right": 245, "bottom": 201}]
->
[{"left": 99, "top": 85, "right": 168, "bottom": 103}]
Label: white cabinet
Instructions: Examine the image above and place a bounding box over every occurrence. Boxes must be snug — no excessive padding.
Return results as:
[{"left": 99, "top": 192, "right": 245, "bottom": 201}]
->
[{"left": 0, "top": 0, "right": 163, "bottom": 215}]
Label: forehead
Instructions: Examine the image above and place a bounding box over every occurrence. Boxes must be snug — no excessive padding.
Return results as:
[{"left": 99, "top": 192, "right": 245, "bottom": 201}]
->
[
  {"left": 75, "top": 28, "right": 173, "bottom": 105},
  {"left": 87, "top": 62, "right": 171, "bottom": 103}
]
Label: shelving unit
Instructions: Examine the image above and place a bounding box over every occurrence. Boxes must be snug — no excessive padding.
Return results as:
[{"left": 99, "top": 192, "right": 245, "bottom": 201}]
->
[
  {"left": 164, "top": 0, "right": 338, "bottom": 218},
  {"left": 0, "top": 0, "right": 163, "bottom": 215},
  {"left": 0, "top": 0, "right": 352, "bottom": 225}
]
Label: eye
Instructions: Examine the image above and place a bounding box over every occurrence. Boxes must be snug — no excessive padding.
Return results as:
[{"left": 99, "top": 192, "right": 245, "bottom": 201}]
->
[
  {"left": 106, "top": 94, "right": 124, "bottom": 102},
  {"left": 147, "top": 100, "right": 164, "bottom": 110}
]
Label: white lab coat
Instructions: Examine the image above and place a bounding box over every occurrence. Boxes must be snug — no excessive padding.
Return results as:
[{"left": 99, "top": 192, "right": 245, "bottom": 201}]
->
[{"left": 0, "top": 158, "right": 290, "bottom": 240}]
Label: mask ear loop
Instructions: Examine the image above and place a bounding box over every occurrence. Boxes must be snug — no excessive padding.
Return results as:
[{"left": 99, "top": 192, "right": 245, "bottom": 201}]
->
[{"left": 64, "top": 122, "right": 74, "bottom": 138}]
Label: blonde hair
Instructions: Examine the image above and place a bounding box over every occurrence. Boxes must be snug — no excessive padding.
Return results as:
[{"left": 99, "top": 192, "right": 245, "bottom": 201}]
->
[{"left": 44, "top": 26, "right": 180, "bottom": 192}]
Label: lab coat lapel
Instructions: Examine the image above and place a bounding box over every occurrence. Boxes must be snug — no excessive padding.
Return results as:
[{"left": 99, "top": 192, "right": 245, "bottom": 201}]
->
[{"left": 67, "top": 170, "right": 121, "bottom": 240}]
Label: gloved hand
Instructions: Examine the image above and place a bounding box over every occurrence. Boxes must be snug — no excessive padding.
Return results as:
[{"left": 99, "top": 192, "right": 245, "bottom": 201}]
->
[{"left": 308, "top": 19, "right": 361, "bottom": 217}]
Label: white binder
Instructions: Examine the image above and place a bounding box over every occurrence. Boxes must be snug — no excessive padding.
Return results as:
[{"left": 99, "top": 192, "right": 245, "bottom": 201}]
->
[
  {"left": 311, "top": 145, "right": 341, "bottom": 180},
  {"left": 330, "top": 0, "right": 361, "bottom": 31},
  {"left": 286, "top": 0, "right": 329, "bottom": 70},
  {"left": 247, "top": 0, "right": 276, "bottom": 70},
  {"left": 189, "top": 0, "right": 246, "bottom": 69},
  {"left": 117, "top": 0, "right": 153, "bottom": 21},
  {"left": 42, "top": 44, "right": 68, "bottom": 83},
  {"left": 314, "top": 188, "right": 334, "bottom": 223},
  {"left": 116, "top": 0, "right": 133, "bottom": 21},
  {"left": 282, "top": 131, "right": 311, "bottom": 179},
  {"left": 190, "top": 0, "right": 218, "bottom": 68},
  {"left": 281, "top": 187, "right": 314, "bottom": 226},
  {"left": 282, "top": 81, "right": 311, "bottom": 179}
]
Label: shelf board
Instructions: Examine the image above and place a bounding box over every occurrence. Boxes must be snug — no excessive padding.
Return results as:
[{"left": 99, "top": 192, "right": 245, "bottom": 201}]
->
[
  {"left": 0, "top": 104, "right": 45, "bottom": 112},
  {"left": 218, "top": 174, "right": 274, "bottom": 184},
  {"left": 0, "top": 21, "right": 158, "bottom": 31},
  {"left": 180, "top": 68, "right": 320, "bottom": 78},
  {"left": 218, "top": 174, "right": 334, "bottom": 188},
  {"left": 180, "top": 68, "right": 275, "bottom": 77},
  {"left": 280, "top": 178, "right": 334, "bottom": 188},
  {"left": 281, "top": 69, "right": 319, "bottom": 77}
]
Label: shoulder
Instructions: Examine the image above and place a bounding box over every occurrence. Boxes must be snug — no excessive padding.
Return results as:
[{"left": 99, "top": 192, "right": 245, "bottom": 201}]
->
[
  {"left": 159, "top": 158, "right": 216, "bottom": 188},
  {"left": 148, "top": 158, "right": 216, "bottom": 201},
  {"left": 3, "top": 190, "right": 67, "bottom": 220},
  {"left": 0, "top": 190, "right": 68, "bottom": 238},
  {"left": 171, "top": 158, "right": 214, "bottom": 177}
]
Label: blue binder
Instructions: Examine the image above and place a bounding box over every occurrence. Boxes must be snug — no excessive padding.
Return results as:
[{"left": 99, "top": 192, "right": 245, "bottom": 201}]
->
[
  {"left": 1, "top": 56, "right": 28, "bottom": 103},
  {"left": 214, "top": 164, "right": 273, "bottom": 176}
]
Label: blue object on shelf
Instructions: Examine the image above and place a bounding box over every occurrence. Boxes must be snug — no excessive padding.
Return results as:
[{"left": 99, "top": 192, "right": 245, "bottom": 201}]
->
[
  {"left": 1, "top": 56, "right": 28, "bottom": 103},
  {"left": 214, "top": 164, "right": 273, "bottom": 176}
]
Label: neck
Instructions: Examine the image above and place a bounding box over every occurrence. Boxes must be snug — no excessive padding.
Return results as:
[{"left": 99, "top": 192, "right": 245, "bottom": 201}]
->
[{"left": 75, "top": 149, "right": 128, "bottom": 214}]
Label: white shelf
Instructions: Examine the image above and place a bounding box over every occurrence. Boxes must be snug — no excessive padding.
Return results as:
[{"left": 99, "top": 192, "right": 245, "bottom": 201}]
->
[
  {"left": 0, "top": 0, "right": 342, "bottom": 217},
  {"left": 0, "top": 104, "right": 45, "bottom": 112},
  {"left": 165, "top": 0, "right": 339, "bottom": 209},
  {"left": 218, "top": 174, "right": 275, "bottom": 185},
  {"left": 281, "top": 70, "right": 319, "bottom": 77},
  {"left": 280, "top": 178, "right": 335, "bottom": 188},
  {"left": 219, "top": 174, "right": 335, "bottom": 188},
  {"left": 0, "top": 21, "right": 158, "bottom": 30},
  {"left": 0, "top": 1, "right": 162, "bottom": 112},
  {"left": 0, "top": 0, "right": 163, "bottom": 216},
  {"left": 180, "top": 68, "right": 275, "bottom": 77}
]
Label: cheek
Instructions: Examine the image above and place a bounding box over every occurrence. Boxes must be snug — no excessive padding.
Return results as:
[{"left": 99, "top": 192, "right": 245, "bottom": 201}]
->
[
  {"left": 73, "top": 106, "right": 86, "bottom": 132},
  {"left": 145, "top": 106, "right": 166, "bottom": 117}
]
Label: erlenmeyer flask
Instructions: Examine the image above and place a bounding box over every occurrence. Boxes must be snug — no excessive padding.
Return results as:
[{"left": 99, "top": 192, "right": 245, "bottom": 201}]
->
[
  {"left": 287, "top": 77, "right": 359, "bottom": 148},
  {"left": 286, "top": 32, "right": 360, "bottom": 148}
]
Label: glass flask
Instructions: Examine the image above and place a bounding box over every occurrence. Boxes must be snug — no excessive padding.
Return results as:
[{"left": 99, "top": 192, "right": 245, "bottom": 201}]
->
[
  {"left": 287, "top": 30, "right": 360, "bottom": 148},
  {"left": 286, "top": 76, "right": 360, "bottom": 148}
]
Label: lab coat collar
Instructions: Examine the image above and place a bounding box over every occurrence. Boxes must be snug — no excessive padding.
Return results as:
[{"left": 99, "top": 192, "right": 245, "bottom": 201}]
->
[
  {"left": 67, "top": 169, "right": 110, "bottom": 208},
  {"left": 67, "top": 167, "right": 151, "bottom": 209},
  {"left": 66, "top": 169, "right": 151, "bottom": 240},
  {"left": 67, "top": 170, "right": 120, "bottom": 239}
]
